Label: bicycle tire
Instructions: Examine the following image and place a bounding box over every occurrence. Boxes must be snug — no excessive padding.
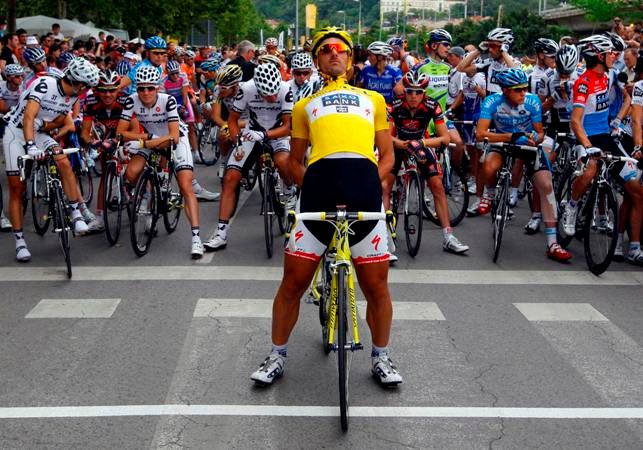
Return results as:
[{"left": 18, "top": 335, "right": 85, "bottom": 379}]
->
[
  {"left": 423, "top": 159, "right": 469, "bottom": 227},
  {"left": 273, "top": 173, "right": 286, "bottom": 235},
  {"left": 319, "top": 259, "right": 333, "bottom": 355},
  {"left": 197, "top": 122, "right": 219, "bottom": 166},
  {"left": 404, "top": 170, "right": 423, "bottom": 257},
  {"left": 337, "top": 266, "right": 349, "bottom": 432},
  {"left": 76, "top": 169, "right": 93, "bottom": 205},
  {"left": 583, "top": 183, "right": 618, "bottom": 275},
  {"left": 555, "top": 169, "right": 574, "bottom": 249},
  {"left": 492, "top": 176, "right": 510, "bottom": 263},
  {"left": 31, "top": 165, "right": 51, "bottom": 235},
  {"left": 130, "top": 170, "right": 158, "bottom": 257},
  {"left": 53, "top": 184, "right": 72, "bottom": 279},
  {"left": 391, "top": 177, "right": 403, "bottom": 245},
  {"left": 103, "top": 162, "right": 123, "bottom": 245},
  {"left": 162, "top": 165, "right": 183, "bottom": 234},
  {"left": 263, "top": 170, "right": 275, "bottom": 258},
  {"left": 526, "top": 179, "right": 534, "bottom": 212}
]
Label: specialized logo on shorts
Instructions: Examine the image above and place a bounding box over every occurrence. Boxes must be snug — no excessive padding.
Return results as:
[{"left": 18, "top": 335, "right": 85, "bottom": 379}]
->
[
  {"left": 321, "top": 93, "right": 360, "bottom": 108},
  {"left": 371, "top": 234, "right": 381, "bottom": 251}
]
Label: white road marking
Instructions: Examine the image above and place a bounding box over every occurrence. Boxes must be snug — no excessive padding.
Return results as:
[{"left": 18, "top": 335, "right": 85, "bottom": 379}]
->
[
  {"left": 195, "top": 185, "right": 255, "bottom": 265},
  {"left": 2, "top": 404, "right": 643, "bottom": 419},
  {"left": 357, "top": 301, "right": 446, "bottom": 320},
  {"left": 25, "top": 298, "right": 121, "bottom": 319},
  {"left": 1, "top": 267, "right": 642, "bottom": 285},
  {"left": 194, "top": 298, "right": 273, "bottom": 318},
  {"left": 514, "top": 303, "right": 608, "bottom": 322}
]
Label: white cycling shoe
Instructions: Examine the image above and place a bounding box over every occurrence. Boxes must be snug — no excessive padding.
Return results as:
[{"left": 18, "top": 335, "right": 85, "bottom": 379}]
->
[
  {"left": 562, "top": 205, "right": 578, "bottom": 236},
  {"left": 204, "top": 233, "right": 227, "bottom": 251},
  {"left": 191, "top": 241, "right": 204, "bottom": 259},
  {"left": 250, "top": 352, "right": 285, "bottom": 386},
  {"left": 371, "top": 354, "right": 403, "bottom": 387},
  {"left": 16, "top": 244, "right": 32, "bottom": 262}
]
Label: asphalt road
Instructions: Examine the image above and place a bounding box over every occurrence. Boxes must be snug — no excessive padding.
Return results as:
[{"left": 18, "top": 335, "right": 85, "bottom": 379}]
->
[{"left": 1, "top": 163, "right": 642, "bottom": 449}]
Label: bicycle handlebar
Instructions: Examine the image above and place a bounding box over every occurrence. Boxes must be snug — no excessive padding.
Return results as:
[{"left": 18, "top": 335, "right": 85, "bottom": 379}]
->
[
  {"left": 292, "top": 211, "right": 391, "bottom": 222},
  {"left": 18, "top": 147, "right": 80, "bottom": 181}
]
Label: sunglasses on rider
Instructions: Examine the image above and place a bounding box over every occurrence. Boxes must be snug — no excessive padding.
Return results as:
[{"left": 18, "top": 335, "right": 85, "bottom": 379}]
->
[
  {"left": 137, "top": 85, "right": 157, "bottom": 92},
  {"left": 293, "top": 70, "right": 312, "bottom": 77},
  {"left": 439, "top": 42, "right": 451, "bottom": 47},
  {"left": 149, "top": 50, "right": 167, "bottom": 55},
  {"left": 316, "top": 42, "right": 350, "bottom": 56},
  {"left": 487, "top": 42, "right": 502, "bottom": 49},
  {"left": 405, "top": 88, "right": 425, "bottom": 95},
  {"left": 97, "top": 87, "right": 119, "bottom": 92},
  {"left": 508, "top": 86, "right": 528, "bottom": 92}
]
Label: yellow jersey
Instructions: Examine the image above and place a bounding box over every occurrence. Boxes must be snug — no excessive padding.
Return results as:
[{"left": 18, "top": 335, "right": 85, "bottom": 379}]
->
[{"left": 291, "top": 77, "right": 389, "bottom": 166}]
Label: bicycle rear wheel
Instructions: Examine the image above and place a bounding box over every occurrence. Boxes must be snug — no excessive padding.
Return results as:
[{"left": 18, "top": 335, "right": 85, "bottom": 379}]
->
[
  {"left": 404, "top": 170, "right": 423, "bottom": 257},
  {"left": 76, "top": 169, "right": 93, "bottom": 205},
  {"left": 444, "top": 165, "right": 469, "bottom": 227},
  {"left": 197, "top": 122, "right": 219, "bottom": 166},
  {"left": 492, "top": 176, "right": 510, "bottom": 263},
  {"left": 103, "top": 162, "right": 123, "bottom": 245},
  {"left": 130, "top": 171, "right": 158, "bottom": 257},
  {"left": 31, "top": 165, "right": 51, "bottom": 235},
  {"left": 263, "top": 170, "right": 275, "bottom": 258},
  {"left": 583, "top": 183, "right": 618, "bottom": 275},
  {"left": 162, "top": 165, "right": 183, "bottom": 234},
  {"left": 53, "top": 185, "right": 72, "bottom": 279},
  {"left": 337, "top": 266, "right": 349, "bottom": 432}
]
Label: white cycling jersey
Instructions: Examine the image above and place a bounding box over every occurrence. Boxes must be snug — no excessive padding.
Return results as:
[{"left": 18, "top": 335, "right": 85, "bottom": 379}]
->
[
  {"left": 287, "top": 74, "right": 321, "bottom": 101},
  {"left": 623, "top": 80, "right": 643, "bottom": 137},
  {"left": 530, "top": 64, "right": 555, "bottom": 98},
  {"left": 0, "top": 80, "right": 23, "bottom": 111},
  {"left": 5, "top": 75, "right": 77, "bottom": 127},
  {"left": 547, "top": 71, "right": 579, "bottom": 123},
  {"left": 231, "top": 79, "right": 293, "bottom": 132},
  {"left": 120, "top": 92, "right": 180, "bottom": 137},
  {"left": 476, "top": 56, "right": 519, "bottom": 94},
  {"left": 447, "top": 69, "right": 464, "bottom": 107}
]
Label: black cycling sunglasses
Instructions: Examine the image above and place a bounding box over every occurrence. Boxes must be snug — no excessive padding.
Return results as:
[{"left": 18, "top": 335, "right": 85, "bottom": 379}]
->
[
  {"left": 137, "top": 86, "right": 156, "bottom": 92},
  {"left": 405, "top": 88, "right": 425, "bottom": 95}
]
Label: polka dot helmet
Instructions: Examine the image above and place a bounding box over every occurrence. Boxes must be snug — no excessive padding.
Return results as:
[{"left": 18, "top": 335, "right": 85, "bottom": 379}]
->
[
  {"left": 254, "top": 62, "right": 282, "bottom": 96},
  {"left": 135, "top": 64, "right": 161, "bottom": 86},
  {"left": 291, "top": 52, "right": 313, "bottom": 70}
]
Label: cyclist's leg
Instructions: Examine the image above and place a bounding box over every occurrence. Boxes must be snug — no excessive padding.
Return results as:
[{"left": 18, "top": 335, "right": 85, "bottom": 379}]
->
[
  {"left": 174, "top": 137, "right": 199, "bottom": 227},
  {"left": 478, "top": 150, "right": 503, "bottom": 213},
  {"left": 124, "top": 142, "right": 150, "bottom": 185},
  {"left": 448, "top": 125, "right": 464, "bottom": 169},
  {"left": 272, "top": 138, "right": 292, "bottom": 184},
  {"left": 382, "top": 148, "right": 404, "bottom": 210}
]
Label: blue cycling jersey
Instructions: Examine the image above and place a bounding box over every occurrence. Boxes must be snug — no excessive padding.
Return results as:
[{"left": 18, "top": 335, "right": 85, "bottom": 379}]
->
[
  {"left": 359, "top": 65, "right": 402, "bottom": 104},
  {"left": 479, "top": 92, "right": 542, "bottom": 133}
]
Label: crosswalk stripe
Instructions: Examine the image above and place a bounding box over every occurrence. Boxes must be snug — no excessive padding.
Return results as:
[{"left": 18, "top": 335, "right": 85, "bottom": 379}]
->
[
  {"left": 2, "top": 404, "right": 643, "bottom": 419},
  {"left": 25, "top": 298, "right": 121, "bottom": 319},
  {"left": 358, "top": 301, "right": 446, "bottom": 320},
  {"left": 1, "top": 267, "right": 641, "bottom": 285},
  {"left": 194, "top": 298, "right": 272, "bottom": 318},
  {"left": 514, "top": 303, "right": 608, "bottom": 321}
]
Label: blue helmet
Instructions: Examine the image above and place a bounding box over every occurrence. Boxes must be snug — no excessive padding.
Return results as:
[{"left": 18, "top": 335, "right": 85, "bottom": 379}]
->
[
  {"left": 57, "top": 52, "right": 74, "bottom": 68},
  {"left": 493, "top": 68, "right": 528, "bottom": 88},
  {"left": 23, "top": 46, "right": 46, "bottom": 64},
  {"left": 115, "top": 59, "right": 131, "bottom": 76},
  {"left": 166, "top": 59, "right": 180, "bottom": 74},
  {"left": 387, "top": 37, "right": 404, "bottom": 49},
  {"left": 145, "top": 36, "right": 167, "bottom": 50},
  {"left": 200, "top": 59, "right": 220, "bottom": 73}
]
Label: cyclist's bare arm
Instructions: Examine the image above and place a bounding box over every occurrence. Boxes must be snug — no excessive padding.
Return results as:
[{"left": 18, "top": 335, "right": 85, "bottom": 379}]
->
[
  {"left": 423, "top": 120, "right": 450, "bottom": 148},
  {"left": 119, "top": 75, "right": 131, "bottom": 90},
  {"left": 116, "top": 117, "right": 154, "bottom": 142},
  {"left": 0, "top": 99, "right": 9, "bottom": 114},
  {"left": 456, "top": 50, "right": 479, "bottom": 72},
  {"left": 265, "top": 114, "right": 291, "bottom": 140},
  {"left": 375, "top": 129, "right": 394, "bottom": 181},
  {"left": 211, "top": 102, "right": 227, "bottom": 127},
  {"left": 570, "top": 107, "right": 592, "bottom": 148},
  {"left": 22, "top": 100, "right": 42, "bottom": 142},
  {"left": 289, "top": 137, "right": 308, "bottom": 187},
  {"left": 389, "top": 122, "right": 408, "bottom": 149},
  {"left": 476, "top": 118, "right": 512, "bottom": 143},
  {"left": 145, "top": 121, "right": 180, "bottom": 149},
  {"left": 228, "top": 110, "right": 241, "bottom": 141},
  {"left": 55, "top": 113, "right": 75, "bottom": 139},
  {"left": 449, "top": 92, "right": 464, "bottom": 111}
]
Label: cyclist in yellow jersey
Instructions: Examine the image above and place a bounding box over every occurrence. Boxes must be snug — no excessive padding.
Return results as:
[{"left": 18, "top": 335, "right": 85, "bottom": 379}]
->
[{"left": 251, "top": 27, "right": 403, "bottom": 387}]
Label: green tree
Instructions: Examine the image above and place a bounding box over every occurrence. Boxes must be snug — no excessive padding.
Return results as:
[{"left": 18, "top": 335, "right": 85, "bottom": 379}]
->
[{"left": 570, "top": 0, "right": 642, "bottom": 23}]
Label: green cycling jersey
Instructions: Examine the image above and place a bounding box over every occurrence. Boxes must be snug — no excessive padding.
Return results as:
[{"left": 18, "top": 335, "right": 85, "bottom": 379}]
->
[{"left": 416, "top": 57, "right": 450, "bottom": 111}]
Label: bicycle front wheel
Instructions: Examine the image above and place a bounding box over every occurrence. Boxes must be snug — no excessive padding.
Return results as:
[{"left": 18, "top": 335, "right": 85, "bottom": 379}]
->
[
  {"left": 404, "top": 170, "right": 423, "bottom": 257},
  {"left": 583, "top": 183, "right": 618, "bottom": 275},
  {"left": 198, "top": 122, "right": 219, "bottom": 166},
  {"left": 103, "top": 162, "right": 123, "bottom": 245},
  {"left": 31, "top": 165, "right": 51, "bottom": 235},
  {"left": 130, "top": 171, "right": 158, "bottom": 257},
  {"left": 53, "top": 185, "right": 72, "bottom": 279},
  {"left": 319, "top": 259, "right": 333, "bottom": 355},
  {"left": 76, "top": 169, "right": 93, "bottom": 205},
  {"left": 443, "top": 165, "right": 469, "bottom": 227},
  {"left": 263, "top": 170, "right": 275, "bottom": 258},
  {"left": 492, "top": 176, "right": 510, "bottom": 263},
  {"left": 337, "top": 266, "right": 349, "bottom": 432},
  {"left": 555, "top": 169, "right": 574, "bottom": 248},
  {"left": 162, "top": 165, "right": 183, "bottom": 234}
]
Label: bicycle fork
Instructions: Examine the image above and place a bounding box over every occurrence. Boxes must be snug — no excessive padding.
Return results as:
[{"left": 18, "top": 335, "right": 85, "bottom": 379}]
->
[{"left": 327, "top": 259, "right": 363, "bottom": 352}]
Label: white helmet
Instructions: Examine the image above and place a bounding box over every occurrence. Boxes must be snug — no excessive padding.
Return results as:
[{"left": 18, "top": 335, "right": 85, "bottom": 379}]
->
[
  {"left": 265, "top": 37, "right": 278, "bottom": 48},
  {"left": 487, "top": 28, "right": 514, "bottom": 45},
  {"left": 64, "top": 57, "right": 100, "bottom": 87},
  {"left": 135, "top": 64, "right": 161, "bottom": 86},
  {"left": 291, "top": 52, "right": 313, "bottom": 70},
  {"left": 4, "top": 64, "right": 24, "bottom": 77},
  {"left": 367, "top": 41, "right": 392, "bottom": 56},
  {"left": 555, "top": 45, "right": 579, "bottom": 74},
  {"left": 254, "top": 62, "right": 282, "bottom": 96},
  {"left": 578, "top": 35, "right": 614, "bottom": 59}
]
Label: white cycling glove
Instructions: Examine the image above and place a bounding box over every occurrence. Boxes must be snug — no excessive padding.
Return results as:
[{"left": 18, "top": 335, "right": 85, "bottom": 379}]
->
[
  {"left": 24, "top": 142, "right": 44, "bottom": 159},
  {"left": 610, "top": 118, "right": 621, "bottom": 130},
  {"left": 243, "top": 130, "right": 266, "bottom": 142}
]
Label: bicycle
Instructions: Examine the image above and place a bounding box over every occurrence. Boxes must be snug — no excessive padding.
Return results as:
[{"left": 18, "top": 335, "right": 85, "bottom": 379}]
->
[
  {"left": 197, "top": 119, "right": 220, "bottom": 166},
  {"left": 129, "top": 145, "right": 184, "bottom": 257},
  {"left": 422, "top": 143, "right": 469, "bottom": 227},
  {"left": 391, "top": 147, "right": 423, "bottom": 257},
  {"left": 256, "top": 141, "right": 286, "bottom": 258},
  {"left": 18, "top": 147, "right": 81, "bottom": 279},
  {"left": 289, "top": 207, "right": 395, "bottom": 432},
  {"left": 66, "top": 131, "right": 94, "bottom": 205},
  {"left": 558, "top": 153, "right": 638, "bottom": 275},
  {"left": 484, "top": 141, "right": 539, "bottom": 263},
  {"left": 102, "top": 140, "right": 130, "bottom": 245}
]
